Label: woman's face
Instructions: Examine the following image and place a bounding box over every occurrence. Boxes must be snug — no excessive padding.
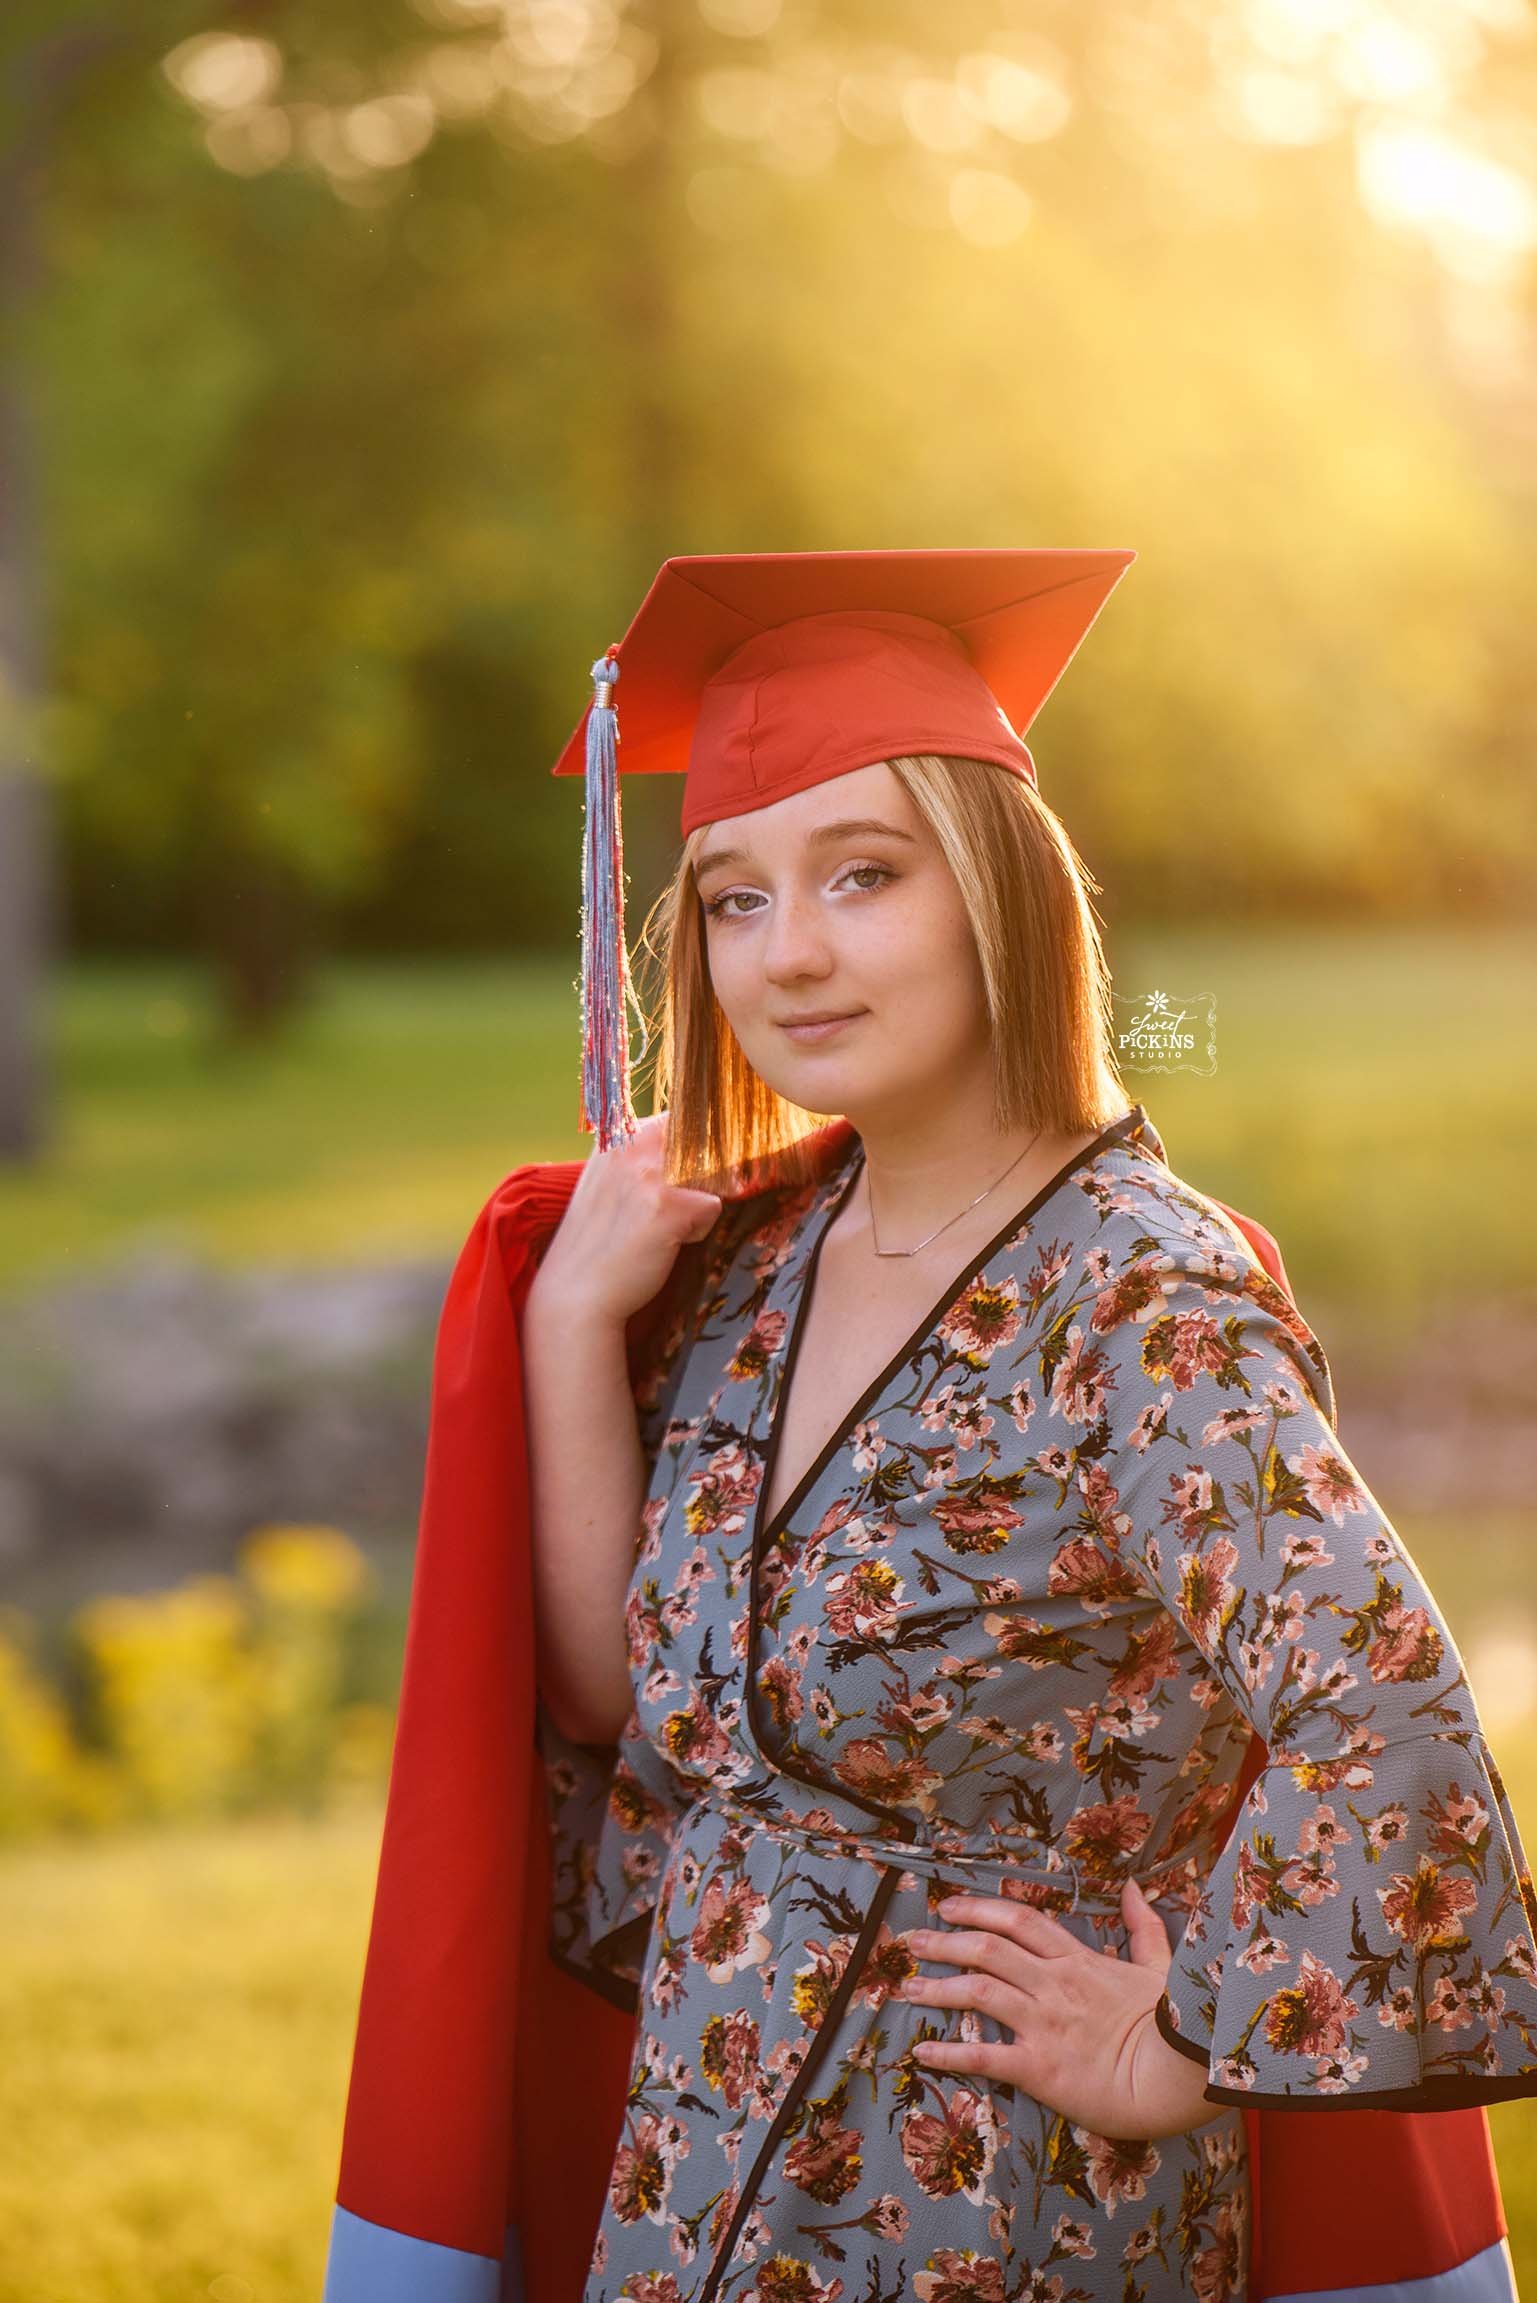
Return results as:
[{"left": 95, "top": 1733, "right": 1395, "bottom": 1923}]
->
[{"left": 693, "top": 760, "right": 990, "bottom": 1128}]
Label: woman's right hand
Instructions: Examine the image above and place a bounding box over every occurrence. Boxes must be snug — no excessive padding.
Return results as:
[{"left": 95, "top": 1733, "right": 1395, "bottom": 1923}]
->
[{"left": 527, "top": 1111, "right": 724, "bottom": 1333}]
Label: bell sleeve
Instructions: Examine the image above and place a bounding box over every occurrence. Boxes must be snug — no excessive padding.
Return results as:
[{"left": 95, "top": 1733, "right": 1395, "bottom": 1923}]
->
[
  {"left": 535, "top": 1216, "right": 730, "bottom": 2010},
  {"left": 1087, "top": 1243, "right": 1537, "bottom": 2109},
  {"left": 539, "top": 1705, "right": 684, "bottom": 2010}
]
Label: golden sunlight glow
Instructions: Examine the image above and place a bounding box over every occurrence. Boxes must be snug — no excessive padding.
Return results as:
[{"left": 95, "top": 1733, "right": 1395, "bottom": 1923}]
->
[
  {"left": 1359, "top": 122, "right": 1537, "bottom": 281},
  {"left": 949, "top": 167, "right": 1035, "bottom": 247},
  {"left": 955, "top": 50, "right": 1072, "bottom": 144},
  {"left": 163, "top": 34, "right": 284, "bottom": 114}
]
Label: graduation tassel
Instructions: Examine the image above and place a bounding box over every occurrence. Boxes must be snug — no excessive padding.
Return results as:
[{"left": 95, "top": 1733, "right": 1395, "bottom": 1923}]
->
[{"left": 579, "top": 650, "right": 648, "bottom": 1151}]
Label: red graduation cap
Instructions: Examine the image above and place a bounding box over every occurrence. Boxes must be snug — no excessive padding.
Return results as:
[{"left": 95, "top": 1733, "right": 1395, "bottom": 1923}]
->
[{"left": 549, "top": 548, "right": 1137, "bottom": 1151}]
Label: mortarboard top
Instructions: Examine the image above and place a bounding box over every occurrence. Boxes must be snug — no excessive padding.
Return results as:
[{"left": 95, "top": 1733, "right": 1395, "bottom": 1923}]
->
[
  {"left": 552, "top": 547, "right": 1137, "bottom": 1148},
  {"left": 551, "top": 547, "right": 1137, "bottom": 834}
]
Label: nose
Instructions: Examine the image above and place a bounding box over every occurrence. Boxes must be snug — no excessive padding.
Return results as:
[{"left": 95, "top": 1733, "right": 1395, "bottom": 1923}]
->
[{"left": 760, "top": 885, "right": 835, "bottom": 986}]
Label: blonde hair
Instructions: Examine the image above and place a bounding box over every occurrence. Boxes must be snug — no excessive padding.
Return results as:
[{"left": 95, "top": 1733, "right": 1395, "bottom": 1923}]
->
[{"left": 632, "top": 754, "right": 1128, "bottom": 1194}]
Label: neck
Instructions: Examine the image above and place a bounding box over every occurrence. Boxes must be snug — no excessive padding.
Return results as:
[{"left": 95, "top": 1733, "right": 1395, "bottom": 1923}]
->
[{"left": 838, "top": 1088, "right": 1097, "bottom": 1252}]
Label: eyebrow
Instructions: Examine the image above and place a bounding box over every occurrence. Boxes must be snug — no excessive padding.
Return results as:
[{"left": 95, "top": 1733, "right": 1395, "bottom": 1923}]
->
[{"left": 693, "top": 817, "right": 920, "bottom": 879}]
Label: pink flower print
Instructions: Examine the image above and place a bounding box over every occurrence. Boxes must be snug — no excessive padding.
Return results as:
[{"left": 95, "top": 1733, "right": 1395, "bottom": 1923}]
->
[
  {"left": 1296, "top": 1803, "right": 1346, "bottom": 1859},
  {"left": 1230, "top": 1837, "right": 1283, "bottom": 1930},
  {"left": 1379, "top": 1984, "right": 1419, "bottom": 2031},
  {"left": 1364, "top": 1801, "right": 1410, "bottom": 1858},
  {"left": 1293, "top": 1441, "right": 1369, "bottom": 1526},
  {"left": 1191, "top": 2194, "right": 1247, "bottom": 2299},
  {"left": 881, "top": 1686, "right": 954, "bottom": 1736},
  {"left": 911, "top": 2247, "right": 1009, "bottom": 2303},
  {"left": 899, "top": 2087, "right": 1002, "bottom": 2202},
  {"left": 1426, "top": 1780, "right": 1492, "bottom": 1858},
  {"left": 1006, "top": 1378, "right": 1036, "bottom": 1432},
  {"left": 659, "top": 1549, "right": 713, "bottom": 1637},
  {"left": 1089, "top": 1261, "right": 1169, "bottom": 1334},
  {"left": 1075, "top": 1458, "right": 1132, "bottom": 1551},
  {"left": 757, "top": 1652, "right": 805, "bottom": 1736},
  {"left": 1312, "top": 2047, "right": 1371, "bottom": 2095},
  {"left": 920, "top": 1383, "right": 961, "bottom": 1431},
  {"left": 1236, "top": 1932, "right": 1293, "bottom": 1976},
  {"left": 850, "top": 1419, "right": 887, "bottom": 1474},
  {"left": 1201, "top": 1405, "right": 1267, "bottom": 1445},
  {"left": 1426, "top": 1975, "right": 1479, "bottom": 2033},
  {"left": 938, "top": 1274, "right": 1024, "bottom": 1366},
  {"left": 1140, "top": 1303, "right": 1246, "bottom": 1393},
  {"left": 1289, "top": 1745, "right": 1376, "bottom": 1795},
  {"left": 1378, "top": 1853, "right": 1481, "bottom": 1952},
  {"left": 1126, "top": 1394, "right": 1174, "bottom": 1452},
  {"left": 1506, "top": 1934, "right": 1537, "bottom": 1982},
  {"left": 1107, "top": 1610, "right": 1182, "bottom": 1703},
  {"left": 1281, "top": 1528, "right": 1335, "bottom": 1571},
  {"left": 685, "top": 1442, "right": 762, "bottom": 1542},
  {"left": 1366, "top": 1600, "right": 1446, "bottom": 1684},
  {"left": 690, "top": 1876, "right": 773, "bottom": 1983},
  {"left": 1028, "top": 1238, "right": 1075, "bottom": 1296},
  {"left": 727, "top": 1306, "right": 789, "bottom": 1382},
  {"left": 1079, "top": 2128, "right": 1160, "bottom": 2214},
  {"left": 932, "top": 1486, "right": 1024, "bottom": 1557},
  {"left": 660, "top": 1690, "right": 737, "bottom": 1782},
  {"left": 1064, "top": 1795, "right": 1152, "bottom": 1884},
  {"left": 1165, "top": 1467, "right": 1231, "bottom": 1547},
  {"left": 1173, "top": 1535, "right": 1241, "bottom": 1655},
  {"left": 833, "top": 1736, "right": 945, "bottom": 1811},
  {"left": 617, "top": 2277, "right": 688, "bottom": 2303},
  {"left": 700, "top": 2006, "right": 762, "bottom": 2109},
  {"left": 783, "top": 2092, "right": 864, "bottom": 2204},
  {"left": 824, "top": 1557, "right": 908, "bottom": 1639},
  {"left": 1051, "top": 2211, "right": 1098, "bottom": 2255},
  {"left": 1262, "top": 1947, "right": 1360, "bottom": 2057},
  {"left": 609, "top": 2108, "right": 690, "bottom": 2225},
  {"left": 742, "top": 2257, "right": 845, "bottom": 2303},
  {"left": 1050, "top": 1324, "right": 1114, "bottom": 1427},
  {"left": 1047, "top": 1535, "right": 1146, "bottom": 1614},
  {"left": 1255, "top": 1588, "right": 1307, "bottom": 1649}
]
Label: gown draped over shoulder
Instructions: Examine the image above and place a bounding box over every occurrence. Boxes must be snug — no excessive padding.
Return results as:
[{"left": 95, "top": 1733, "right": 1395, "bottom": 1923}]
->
[{"left": 537, "top": 1103, "right": 1537, "bottom": 2303}]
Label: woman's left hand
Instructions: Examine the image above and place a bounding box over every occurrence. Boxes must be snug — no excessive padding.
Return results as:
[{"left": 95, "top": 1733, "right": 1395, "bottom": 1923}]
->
[{"left": 900, "top": 1881, "right": 1224, "bottom": 2140}]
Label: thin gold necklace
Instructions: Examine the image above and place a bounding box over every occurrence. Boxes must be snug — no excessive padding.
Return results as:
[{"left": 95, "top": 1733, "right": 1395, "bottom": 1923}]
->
[{"left": 865, "top": 1128, "right": 1045, "bottom": 1258}]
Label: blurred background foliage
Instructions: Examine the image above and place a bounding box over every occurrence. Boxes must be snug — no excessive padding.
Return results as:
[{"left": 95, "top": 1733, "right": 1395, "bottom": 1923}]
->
[
  {"left": 3, "top": 0, "right": 1536, "bottom": 1078},
  {"left": 2, "top": 0, "right": 1536, "bottom": 2293}
]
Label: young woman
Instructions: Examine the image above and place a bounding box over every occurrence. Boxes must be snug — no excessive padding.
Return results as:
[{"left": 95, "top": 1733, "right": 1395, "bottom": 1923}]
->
[
  {"left": 322, "top": 551, "right": 1537, "bottom": 2303},
  {"left": 522, "top": 731, "right": 1537, "bottom": 2301}
]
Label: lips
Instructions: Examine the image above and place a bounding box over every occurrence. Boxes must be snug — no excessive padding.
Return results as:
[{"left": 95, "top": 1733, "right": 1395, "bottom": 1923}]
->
[{"left": 778, "top": 1011, "right": 864, "bottom": 1041}]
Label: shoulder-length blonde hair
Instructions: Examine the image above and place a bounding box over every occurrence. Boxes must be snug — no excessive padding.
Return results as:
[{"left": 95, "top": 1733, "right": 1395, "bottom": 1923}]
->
[{"left": 632, "top": 753, "right": 1128, "bottom": 1194}]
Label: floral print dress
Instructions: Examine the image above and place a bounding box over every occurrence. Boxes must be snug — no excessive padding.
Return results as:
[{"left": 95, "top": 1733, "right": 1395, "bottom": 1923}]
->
[{"left": 538, "top": 1101, "right": 1537, "bottom": 2303}]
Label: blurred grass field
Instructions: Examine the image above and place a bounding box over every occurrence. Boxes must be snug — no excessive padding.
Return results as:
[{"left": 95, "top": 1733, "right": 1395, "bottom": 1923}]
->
[
  {"left": 1, "top": 929, "right": 1534, "bottom": 1319},
  {"left": 1, "top": 935, "right": 1533, "bottom": 2297}
]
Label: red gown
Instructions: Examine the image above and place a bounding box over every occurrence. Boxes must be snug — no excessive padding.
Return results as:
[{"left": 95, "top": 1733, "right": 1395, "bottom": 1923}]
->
[{"left": 322, "top": 1120, "right": 1524, "bottom": 2302}]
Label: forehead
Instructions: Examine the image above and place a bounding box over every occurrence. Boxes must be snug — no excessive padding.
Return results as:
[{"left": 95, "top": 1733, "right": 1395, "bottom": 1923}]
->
[{"left": 693, "top": 761, "right": 921, "bottom": 875}]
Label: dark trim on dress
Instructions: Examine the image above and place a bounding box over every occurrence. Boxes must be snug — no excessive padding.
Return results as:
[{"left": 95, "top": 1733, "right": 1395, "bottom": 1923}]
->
[
  {"left": 695, "top": 1863, "right": 902, "bottom": 2303},
  {"left": 743, "top": 1102, "right": 1148, "bottom": 1832},
  {"left": 548, "top": 1940, "right": 641, "bottom": 2015},
  {"left": 1154, "top": 1986, "right": 1537, "bottom": 2113},
  {"left": 696, "top": 1107, "right": 1146, "bottom": 2298}
]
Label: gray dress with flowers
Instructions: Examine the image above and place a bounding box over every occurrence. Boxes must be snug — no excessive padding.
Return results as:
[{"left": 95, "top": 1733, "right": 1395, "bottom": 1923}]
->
[{"left": 537, "top": 1102, "right": 1537, "bottom": 2303}]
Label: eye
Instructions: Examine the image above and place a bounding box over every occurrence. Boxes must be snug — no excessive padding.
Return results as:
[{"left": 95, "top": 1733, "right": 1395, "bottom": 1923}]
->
[{"left": 700, "top": 861, "right": 896, "bottom": 924}]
